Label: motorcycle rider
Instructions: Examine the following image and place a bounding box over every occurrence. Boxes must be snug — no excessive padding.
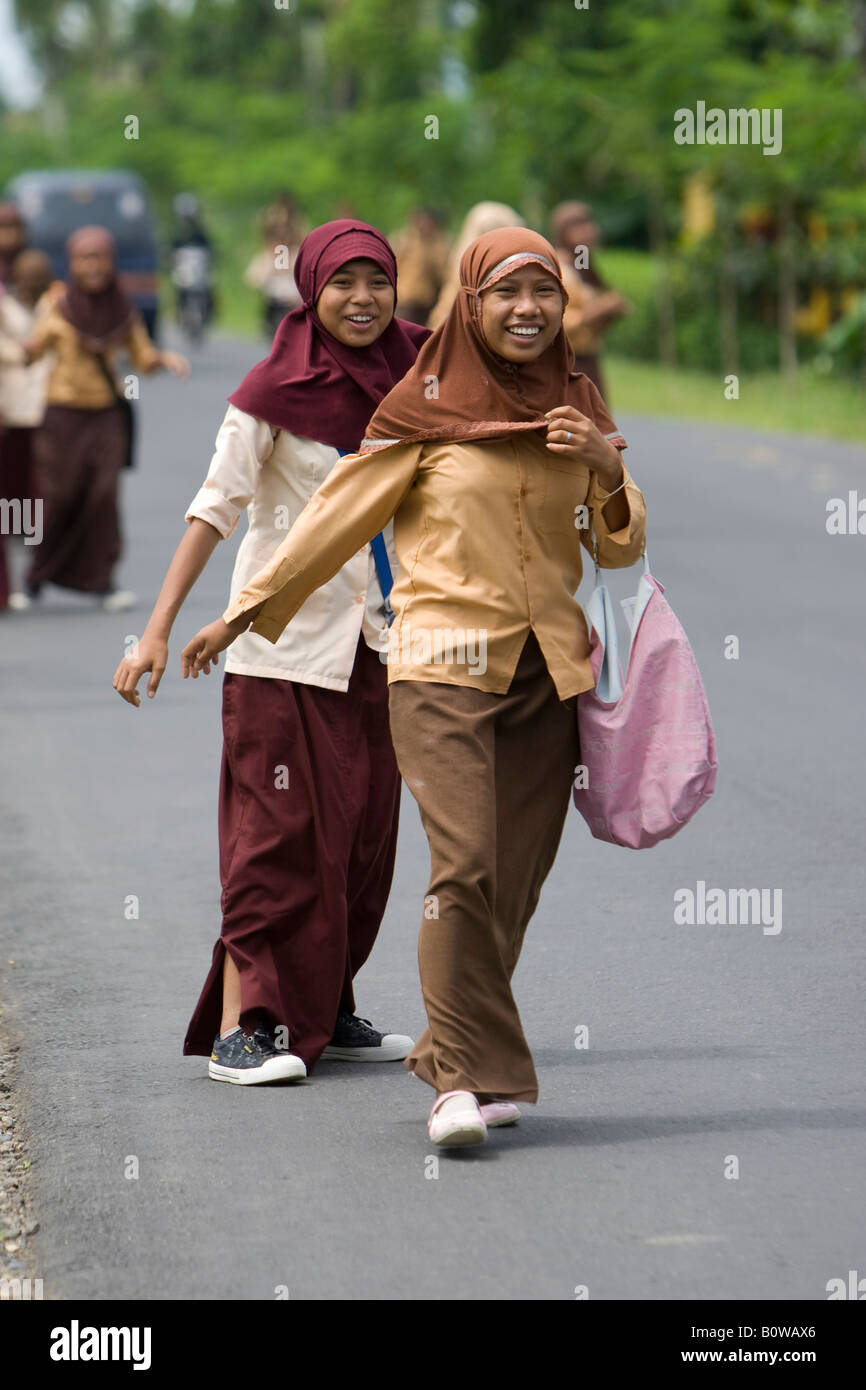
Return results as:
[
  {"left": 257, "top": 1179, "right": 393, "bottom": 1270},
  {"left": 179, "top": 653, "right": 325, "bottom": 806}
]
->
[{"left": 170, "top": 194, "right": 215, "bottom": 341}]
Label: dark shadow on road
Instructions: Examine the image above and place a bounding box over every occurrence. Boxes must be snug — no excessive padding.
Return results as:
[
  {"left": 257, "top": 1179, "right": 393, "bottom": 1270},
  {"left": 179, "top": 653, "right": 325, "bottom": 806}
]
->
[
  {"left": 481, "top": 1107, "right": 866, "bottom": 1152},
  {"left": 529, "top": 1045, "right": 772, "bottom": 1066}
]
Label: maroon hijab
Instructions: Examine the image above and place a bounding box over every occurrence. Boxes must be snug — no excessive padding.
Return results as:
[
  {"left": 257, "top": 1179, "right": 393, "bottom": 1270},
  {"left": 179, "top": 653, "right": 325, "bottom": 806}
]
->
[
  {"left": 59, "top": 226, "right": 135, "bottom": 354},
  {"left": 229, "top": 219, "right": 430, "bottom": 451}
]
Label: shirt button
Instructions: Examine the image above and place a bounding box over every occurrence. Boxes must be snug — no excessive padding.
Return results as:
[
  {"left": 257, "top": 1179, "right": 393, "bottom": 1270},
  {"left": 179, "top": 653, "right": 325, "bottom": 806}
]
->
[
  {"left": 519, "top": 486, "right": 526, "bottom": 496},
  {"left": 524, "top": 553, "right": 531, "bottom": 562},
  {"left": 355, "top": 594, "right": 364, "bottom": 604}
]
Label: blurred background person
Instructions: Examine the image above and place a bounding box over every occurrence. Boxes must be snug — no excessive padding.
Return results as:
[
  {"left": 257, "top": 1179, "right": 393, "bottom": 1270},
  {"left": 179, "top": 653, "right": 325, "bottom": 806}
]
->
[
  {"left": 245, "top": 191, "right": 306, "bottom": 338},
  {"left": 0, "top": 202, "right": 27, "bottom": 289},
  {"left": 0, "top": 250, "right": 54, "bottom": 611},
  {"left": 170, "top": 193, "right": 216, "bottom": 347},
  {"left": 427, "top": 200, "right": 525, "bottom": 329},
  {"left": 261, "top": 189, "right": 304, "bottom": 247},
  {"left": 390, "top": 206, "right": 449, "bottom": 325},
  {"left": 22, "top": 226, "right": 188, "bottom": 612},
  {"left": 551, "top": 200, "right": 630, "bottom": 402}
]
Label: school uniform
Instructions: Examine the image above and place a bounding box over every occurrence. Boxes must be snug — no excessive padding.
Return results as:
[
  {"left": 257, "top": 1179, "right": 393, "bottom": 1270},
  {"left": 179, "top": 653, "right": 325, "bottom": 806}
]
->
[
  {"left": 26, "top": 307, "right": 160, "bottom": 594},
  {"left": 222, "top": 425, "right": 646, "bottom": 1101},
  {"left": 182, "top": 409, "right": 402, "bottom": 1067},
  {"left": 181, "top": 218, "right": 429, "bottom": 1071}
]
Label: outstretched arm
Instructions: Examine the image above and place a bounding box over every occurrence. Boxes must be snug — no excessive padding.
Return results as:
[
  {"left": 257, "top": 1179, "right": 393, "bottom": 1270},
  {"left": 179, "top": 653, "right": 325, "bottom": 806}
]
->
[
  {"left": 113, "top": 407, "right": 273, "bottom": 705},
  {"left": 113, "top": 519, "right": 221, "bottom": 705},
  {"left": 180, "top": 441, "right": 421, "bottom": 676}
]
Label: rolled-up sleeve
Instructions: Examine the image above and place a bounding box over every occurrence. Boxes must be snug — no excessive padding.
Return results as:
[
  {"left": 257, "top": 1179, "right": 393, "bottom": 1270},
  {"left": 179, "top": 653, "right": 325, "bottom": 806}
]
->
[
  {"left": 224, "top": 442, "right": 421, "bottom": 643},
  {"left": 185, "top": 405, "right": 275, "bottom": 540},
  {"left": 584, "top": 462, "right": 646, "bottom": 569}
]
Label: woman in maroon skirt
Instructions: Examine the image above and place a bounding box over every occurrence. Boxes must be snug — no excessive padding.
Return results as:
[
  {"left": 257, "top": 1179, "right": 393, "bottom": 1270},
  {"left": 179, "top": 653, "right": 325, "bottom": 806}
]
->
[
  {"left": 114, "top": 220, "right": 428, "bottom": 1085},
  {"left": 23, "top": 226, "right": 188, "bottom": 610}
]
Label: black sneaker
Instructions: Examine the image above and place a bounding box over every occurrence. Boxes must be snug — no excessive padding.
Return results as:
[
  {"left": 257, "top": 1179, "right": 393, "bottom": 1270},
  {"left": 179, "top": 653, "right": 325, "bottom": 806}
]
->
[
  {"left": 208, "top": 1027, "right": 307, "bottom": 1085},
  {"left": 321, "top": 1010, "right": 413, "bottom": 1062}
]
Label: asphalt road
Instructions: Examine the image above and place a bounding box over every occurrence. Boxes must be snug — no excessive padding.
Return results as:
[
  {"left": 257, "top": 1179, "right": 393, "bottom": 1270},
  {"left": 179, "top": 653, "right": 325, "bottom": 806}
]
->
[{"left": 1, "top": 333, "right": 864, "bottom": 1301}]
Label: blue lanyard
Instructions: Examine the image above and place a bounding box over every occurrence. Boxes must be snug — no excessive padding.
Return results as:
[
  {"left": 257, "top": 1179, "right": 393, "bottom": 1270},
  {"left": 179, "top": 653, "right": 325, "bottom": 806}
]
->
[{"left": 337, "top": 449, "right": 395, "bottom": 625}]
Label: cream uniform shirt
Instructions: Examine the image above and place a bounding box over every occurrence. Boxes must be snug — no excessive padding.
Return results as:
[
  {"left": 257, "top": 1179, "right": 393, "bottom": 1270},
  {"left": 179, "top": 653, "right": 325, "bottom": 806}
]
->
[{"left": 185, "top": 405, "right": 394, "bottom": 690}]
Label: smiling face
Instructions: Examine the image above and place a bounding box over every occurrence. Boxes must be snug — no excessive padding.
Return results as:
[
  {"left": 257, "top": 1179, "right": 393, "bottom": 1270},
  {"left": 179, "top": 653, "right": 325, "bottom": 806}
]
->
[
  {"left": 69, "top": 248, "right": 115, "bottom": 294},
  {"left": 479, "top": 263, "right": 564, "bottom": 362},
  {"left": 315, "top": 257, "right": 395, "bottom": 347}
]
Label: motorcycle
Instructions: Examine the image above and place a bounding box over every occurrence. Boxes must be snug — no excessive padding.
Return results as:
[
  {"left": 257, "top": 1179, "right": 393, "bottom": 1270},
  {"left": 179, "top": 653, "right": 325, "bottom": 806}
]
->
[{"left": 171, "top": 244, "right": 215, "bottom": 346}]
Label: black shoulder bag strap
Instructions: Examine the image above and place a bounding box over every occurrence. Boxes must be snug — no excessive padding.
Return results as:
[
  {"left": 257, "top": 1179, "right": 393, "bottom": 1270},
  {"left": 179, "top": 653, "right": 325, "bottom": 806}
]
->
[{"left": 94, "top": 352, "right": 137, "bottom": 471}]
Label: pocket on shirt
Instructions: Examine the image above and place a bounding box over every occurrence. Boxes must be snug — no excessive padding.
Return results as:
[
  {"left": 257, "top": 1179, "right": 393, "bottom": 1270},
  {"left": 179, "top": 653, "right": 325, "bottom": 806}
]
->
[{"left": 538, "top": 457, "right": 591, "bottom": 537}]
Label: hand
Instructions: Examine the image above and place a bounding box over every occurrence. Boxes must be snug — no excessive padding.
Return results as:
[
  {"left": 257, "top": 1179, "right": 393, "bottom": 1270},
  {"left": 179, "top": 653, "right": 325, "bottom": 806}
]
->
[
  {"left": 180, "top": 615, "right": 247, "bottom": 678},
  {"left": 544, "top": 405, "right": 622, "bottom": 484},
  {"left": 160, "top": 350, "right": 190, "bottom": 378},
  {"left": 113, "top": 633, "right": 169, "bottom": 707},
  {"left": 600, "top": 291, "right": 630, "bottom": 321}
]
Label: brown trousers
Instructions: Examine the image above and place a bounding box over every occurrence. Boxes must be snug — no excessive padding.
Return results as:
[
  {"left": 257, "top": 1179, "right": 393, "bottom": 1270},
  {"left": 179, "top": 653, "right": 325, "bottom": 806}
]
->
[{"left": 388, "top": 632, "right": 579, "bottom": 1102}]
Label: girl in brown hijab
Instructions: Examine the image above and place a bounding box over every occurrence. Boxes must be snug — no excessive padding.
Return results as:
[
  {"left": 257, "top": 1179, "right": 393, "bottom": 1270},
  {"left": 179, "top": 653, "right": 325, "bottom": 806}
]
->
[
  {"left": 23, "top": 226, "right": 188, "bottom": 609},
  {"left": 180, "top": 227, "right": 647, "bottom": 1147}
]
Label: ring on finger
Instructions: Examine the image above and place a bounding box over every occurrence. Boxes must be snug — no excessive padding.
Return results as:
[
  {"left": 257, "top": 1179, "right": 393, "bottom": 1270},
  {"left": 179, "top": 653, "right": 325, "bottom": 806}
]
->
[{"left": 566, "top": 430, "right": 572, "bottom": 443}]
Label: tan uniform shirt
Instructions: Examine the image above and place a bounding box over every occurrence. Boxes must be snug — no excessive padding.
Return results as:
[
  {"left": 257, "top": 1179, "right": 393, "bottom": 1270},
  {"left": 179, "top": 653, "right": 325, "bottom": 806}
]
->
[
  {"left": 28, "top": 308, "right": 161, "bottom": 409},
  {"left": 223, "top": 430, "right": 646, "bottom": 701}
]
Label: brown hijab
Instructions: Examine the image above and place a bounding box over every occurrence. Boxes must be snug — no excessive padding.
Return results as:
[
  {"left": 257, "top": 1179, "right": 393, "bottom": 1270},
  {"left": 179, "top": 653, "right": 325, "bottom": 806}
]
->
[
  {"left": 361, "top": 227, "right": 623, "bottom": 452},
  {"left": 59, "top": 226, "right": 135, "bottom": 354}
]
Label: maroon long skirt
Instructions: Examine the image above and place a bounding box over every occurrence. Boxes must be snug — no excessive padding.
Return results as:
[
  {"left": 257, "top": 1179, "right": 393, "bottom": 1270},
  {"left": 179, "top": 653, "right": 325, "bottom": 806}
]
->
[
  {"left": 0, "top": 427, "right": 34, "bottom": 609},
  {"left": 27, "top": 404, "right": 126, "bottom": 594},
  {"left": 183, "top": 637, "right": 401, "bottom": 1069}
]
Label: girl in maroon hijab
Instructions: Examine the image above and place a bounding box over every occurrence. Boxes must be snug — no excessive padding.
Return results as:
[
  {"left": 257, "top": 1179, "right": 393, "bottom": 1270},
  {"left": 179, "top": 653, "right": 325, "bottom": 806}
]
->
[
  {"left": 114, "top": 220, "right": 428, "bottom": 1085},
  {"left": 23, "top": 226, "right": 188, "bottom": 608}
]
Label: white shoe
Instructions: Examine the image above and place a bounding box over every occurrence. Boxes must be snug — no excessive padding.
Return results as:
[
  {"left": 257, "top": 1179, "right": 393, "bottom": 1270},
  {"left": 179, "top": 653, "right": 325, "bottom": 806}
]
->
[
  {"left": 102, "top": 589, "right": 137, "bottom": 613},
  {"left": 6, "top": 592, "right": 31, "bottom": 611},
  {"left": 428, "top": 1090, "right": 488, "bottom": 1147}
]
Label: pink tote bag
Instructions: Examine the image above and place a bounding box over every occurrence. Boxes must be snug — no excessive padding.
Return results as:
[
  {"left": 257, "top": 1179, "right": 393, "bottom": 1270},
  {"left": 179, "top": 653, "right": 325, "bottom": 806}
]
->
[{"left": 572, "top": 546, "right": 717, "bottom": 849}]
